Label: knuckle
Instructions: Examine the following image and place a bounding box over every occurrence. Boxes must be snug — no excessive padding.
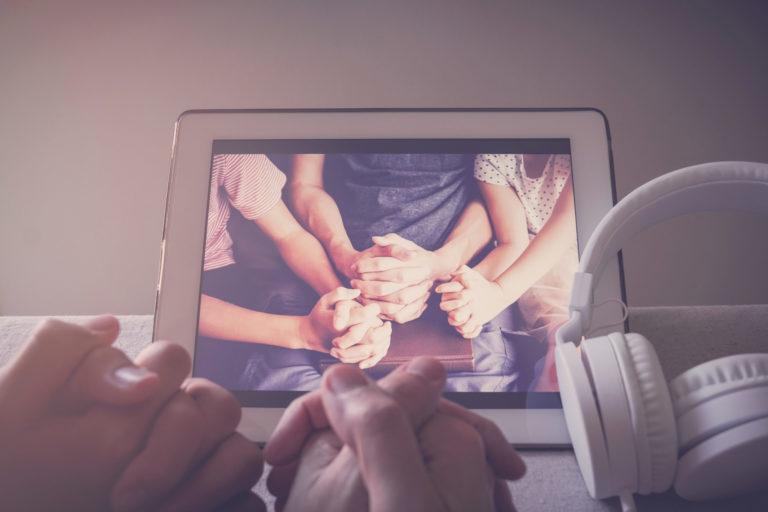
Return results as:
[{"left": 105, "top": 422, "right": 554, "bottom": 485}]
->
[
  {"left": 149, "top": 340, "right": 192, "bottom": 376},
  {"left": 348, "top": 397, "right": 404, "bottom": 435},
  {"left": 185, "top": 379, "right": 242, "bottom": 433},
  {"left": 29, "top": 318, "right": 82, "bottom": 349},
  {"left": 165, "top": 392, "right": 206, "bottom": 435}
]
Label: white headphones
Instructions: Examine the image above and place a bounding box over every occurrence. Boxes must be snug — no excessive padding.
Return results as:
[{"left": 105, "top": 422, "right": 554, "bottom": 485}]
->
[{"left": 555, "top": 161, "right": 768, "bottom": 511}]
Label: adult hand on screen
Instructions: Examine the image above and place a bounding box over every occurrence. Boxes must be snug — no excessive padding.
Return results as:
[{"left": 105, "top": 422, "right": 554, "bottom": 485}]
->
[{"left": 351, "top": 233, "right": 457, "bottom": 323}]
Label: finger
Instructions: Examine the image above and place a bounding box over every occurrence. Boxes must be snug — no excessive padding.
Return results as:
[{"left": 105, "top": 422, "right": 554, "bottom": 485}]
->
[
  {"left": 266, "top": 459, "right": 299, "bottom": 505},
  {"left": 359, "top": 296, "right": 404, "bottom": 316},
  {"left": 321, "top": 287, "right": 361, "bottom": 308},
  {"left": 264, "top": 356, "right": 446, "bottom": 467},
  {"left": 447, "top": 304, "right": 472, "bottom": 325},
  {"left": 390, "top": 298, "right": 429, "bottom": 324},
  {"left": 457, "top": 317, "right": 482, "bottom": 339},
  {"left": 450, "top": 264, "right": 472, "bottom": 278},
  {"left": 358, "top": 266, "right": 430, "bottom": 285},
  {"left": 181, "top": 378, "right": 242, "bottom": 450},
  {"left": 358, "top": 322, "right": 392, "bottom": 369},
  {"left": 332, "top": 322, "right": 370, "bottom": 350},
  {"left": 358, "top": 346, "right": 389, "bottom": 370},
  {"left": 157, "top": 434, "right": 264, "bottom": 512},
  {"left": 333, "top": 300, "right": 354, "bottom": 331},
  {"left": 466, "top": 324, "right": 483, "bottom": 339},
  {"left": 110, "top": 391, "right": 205, "bottom": 512},
  {"left": 435, "top": 281, "right": 464, "bottom": 294},
  {"left": 371, "top": 233, "right": 420, "bottom": 251},
  {"left": 331, "top": 343, "right": 377, "bottom": 364},
  {"left": 378, "top": 279, "right": 432, "bottom": 306},
  {"left": 103, "top": 342, "right": 194, "bottom": 511},
  {"left": 1, "top": 315, "right": 121, "bottom": 415},
  {"left": 438, "top": 291, "right": 463, "bottom": 303},
  {"left": 494, "top": 477, "right": 516, "bottom": 512},
  {"left": 440, "top": 295, "right": 471, "bottom": 312},
  {"left": 350, "top": 278, "right": 409, "bottom": 298},
  {"left": 452, "top": 265, "right": 484, "bottom": 290},
  {"left": 346, "top": 302, "right": 382, "bottom": 326},
  {"left": 320, "top": 364, "right": 442, "bottom": 510},
  {"left": 354, "top": 256, "right": 409, "bottom": 274},
  {"left": 127, "top": 341, "right": 192, "bottom": 424},
  {"left": 58, "top": 345, "right": 160, "bottom": 412},
  {"left": 437, "top": 398, "right": 526, "bottom": 480},
  {"left": 417, "top": 413, "right": 496, "bottom": 511}
]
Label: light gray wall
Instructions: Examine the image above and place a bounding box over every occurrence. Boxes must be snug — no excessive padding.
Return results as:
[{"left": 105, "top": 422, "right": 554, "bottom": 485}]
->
[{"left": 1, "top": 0, "right": 767, "bottom": 315}]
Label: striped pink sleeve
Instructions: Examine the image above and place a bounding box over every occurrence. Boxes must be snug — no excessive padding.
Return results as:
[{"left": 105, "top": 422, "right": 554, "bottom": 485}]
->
[{"left": 221, "top": 154, "right": 287, "bottom": 220}]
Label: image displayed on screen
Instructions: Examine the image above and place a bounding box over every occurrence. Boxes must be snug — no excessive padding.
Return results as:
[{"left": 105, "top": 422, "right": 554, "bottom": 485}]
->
[{"left": 194, "top": 139, "right": 577, "bottom": 408}]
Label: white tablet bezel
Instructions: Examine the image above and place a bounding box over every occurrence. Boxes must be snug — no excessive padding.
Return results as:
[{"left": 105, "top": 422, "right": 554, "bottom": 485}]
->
[{"left": 154, "top": 109, "right": 624, "bottom": 445}]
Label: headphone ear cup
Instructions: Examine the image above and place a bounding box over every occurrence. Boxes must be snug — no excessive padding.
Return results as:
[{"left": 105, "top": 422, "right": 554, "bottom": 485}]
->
[
  {"left": 554, "top": 342, "right": 612, "bottom": 499},
  {"left": 580, "top": 335, "right": 638, "bottom": 497},
  {"left": 622, "top": 333, "right": 678, "bottom": 493},
  {"left": 669, "top": 354, "right": 768, "bottom": 500}
]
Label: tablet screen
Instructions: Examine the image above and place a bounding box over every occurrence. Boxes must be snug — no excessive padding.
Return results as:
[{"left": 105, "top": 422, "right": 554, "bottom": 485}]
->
[{"left": 192, "top": 138, "right": 576, "bottom": 410}]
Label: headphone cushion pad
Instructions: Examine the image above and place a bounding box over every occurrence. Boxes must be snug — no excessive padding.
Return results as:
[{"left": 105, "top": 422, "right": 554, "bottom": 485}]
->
[
  {"left": 624, "top": 333, "right": 678, "bottom": 492},
  {"left": 669, "top": 353, "right": 768, "bottom": 416}
]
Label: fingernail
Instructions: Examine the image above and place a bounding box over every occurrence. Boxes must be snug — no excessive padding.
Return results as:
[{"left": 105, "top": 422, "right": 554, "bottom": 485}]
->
[
  {"left": 84, "top": 314, "right": 118, "bottom": 334},
  {"left": 405, "top": 357, "right": 445, "bottom": 383},
  {"left": 325, "top": 367, "right": 368, "bottom": 395},
  {"left": 112, "top": 487, "right": 148, "bottom": 512},
  {"left": 110, "top": 365, "right": 156, "bottom": 388}
]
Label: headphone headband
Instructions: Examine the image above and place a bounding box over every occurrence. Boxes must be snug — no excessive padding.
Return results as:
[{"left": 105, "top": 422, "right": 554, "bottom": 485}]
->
[{"left": 561, "top": 161, "right": 768, "bottom": 342}]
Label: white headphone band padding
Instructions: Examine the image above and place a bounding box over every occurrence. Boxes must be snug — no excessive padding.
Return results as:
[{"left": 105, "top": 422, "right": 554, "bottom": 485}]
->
[
  {"left": 669, "top": 354, "right": 768, "bottom": 416},
  {"left": 578, "top": 162, "right": 768, "bottom": 284},
  {"left": 624, "top": 333, "right": 678, "bottom": 493}
]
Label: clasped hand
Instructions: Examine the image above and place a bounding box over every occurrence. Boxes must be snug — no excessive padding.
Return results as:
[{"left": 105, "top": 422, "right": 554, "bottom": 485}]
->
[
  {"left": 0, "top": 316, "right": 264, "bottom": 512},
  {"left": 265, "top": 356, "right": 526, "bottom": 512},
  {"left": 302, "top": 287, "right": 392, "bottom": 369},
  {"left": 347, "top": 234, "right": 455, "bottom": 324}
]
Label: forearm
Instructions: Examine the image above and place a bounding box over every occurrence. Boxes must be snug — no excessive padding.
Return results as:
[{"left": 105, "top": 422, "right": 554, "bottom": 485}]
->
[
  {"left": 290, "top": 183, "right": 357, "bottom": 269},
  {"left": 198, "top": 294, "right": 306, "bottom": 349},
  {"left": 276, "top": 229, "right": 343, "bottom": 295},
  {"left": 473, "top": 239, "right": 528, "bottom": 281},
  {"left": 433, "top": 199, "right": 493, "bottom": 278},
  {"left": 495, "top": 189, "right": 577, "bottom": 302}
]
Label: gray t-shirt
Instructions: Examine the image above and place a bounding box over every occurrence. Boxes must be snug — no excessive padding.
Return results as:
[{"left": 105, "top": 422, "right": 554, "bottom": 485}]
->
[{"left": 324, "top": 153, "right": 476, "bottom": 251}]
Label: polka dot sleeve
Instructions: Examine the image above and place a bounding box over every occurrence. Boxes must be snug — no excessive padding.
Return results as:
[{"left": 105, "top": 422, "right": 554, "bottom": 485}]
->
[{"left": 474, "top": 154, "right": 512, "bottom": 186}]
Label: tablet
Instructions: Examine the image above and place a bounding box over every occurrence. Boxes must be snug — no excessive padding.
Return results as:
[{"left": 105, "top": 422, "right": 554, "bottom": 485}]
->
[{"left": 154, "top": 109, "right": 625, "bottom": 445}]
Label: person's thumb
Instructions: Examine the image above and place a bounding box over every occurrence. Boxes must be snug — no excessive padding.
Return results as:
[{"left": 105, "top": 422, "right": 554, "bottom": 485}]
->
[
  {"left": 59, "top": 346, "right": 160, "bottom": 411},
  {"left": 1, "top": 315, "right": 124, "bottom": 416},
  {"left": 453, "top": 265, "right": 482, "bottom": 288},
  {"left": 320, "top": 365, "right": 441, "bottom": 511}
]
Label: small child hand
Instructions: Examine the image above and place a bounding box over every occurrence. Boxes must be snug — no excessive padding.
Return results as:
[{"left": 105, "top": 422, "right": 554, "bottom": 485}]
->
[
  {"left": 303, "top": 288, "right": 392, "bottom": 368},
  {"left": 436, "top": 266, "right": 510, "bottom": 338}
]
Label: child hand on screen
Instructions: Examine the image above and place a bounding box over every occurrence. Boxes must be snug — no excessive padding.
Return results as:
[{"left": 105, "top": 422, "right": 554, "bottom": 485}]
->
[
  {"left": 436, "top": 266, "right": 511, "bottom": 339},
  {"left": 301, "top": 287, "right": 392, "bottom": 369}
]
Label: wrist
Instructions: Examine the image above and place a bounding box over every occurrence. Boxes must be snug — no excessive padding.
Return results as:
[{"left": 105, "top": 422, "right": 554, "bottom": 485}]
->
[
  {"left": 432, "top": 245, "right": 461, "bottom": 280},
  {"left": 295, "top": 316, "right": 315, "bottom": 350},
  {"left": 329, "top": 242, "right": 358, "bottom": 277},
  {"left": 493, "top": 278, "right": 521, "bottom": 306}
]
